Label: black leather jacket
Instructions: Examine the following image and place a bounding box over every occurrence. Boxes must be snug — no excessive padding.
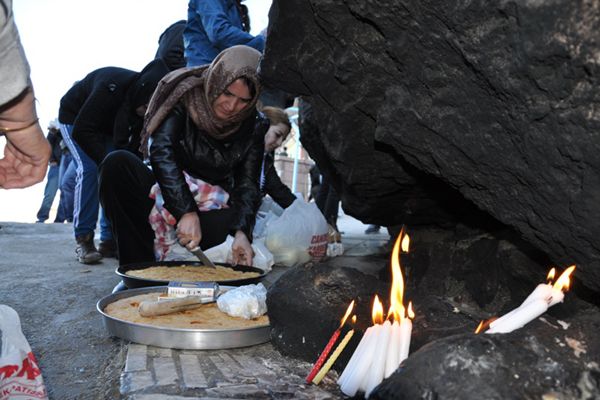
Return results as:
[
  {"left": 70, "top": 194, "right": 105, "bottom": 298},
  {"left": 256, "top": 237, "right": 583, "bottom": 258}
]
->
[{"left": 149, "top": 104, "right": 267, "bottom": 240}]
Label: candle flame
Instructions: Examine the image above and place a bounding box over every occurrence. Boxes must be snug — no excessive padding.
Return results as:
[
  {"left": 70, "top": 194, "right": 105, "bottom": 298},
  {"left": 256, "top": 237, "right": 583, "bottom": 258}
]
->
[
  {"left": 401, "top": 234, "right": 410, "bottom": 253},
  {"left": 339, "top": 300, "right": 355, "bottom": 328},
  {"left": 372, "top": 295, "right": 384, "bottom": 325},
  {"left": 552, "top": 265, "right": 576, "bottom": 292},
  {"left": 407, "top": 302, "right": 415, "bottom": 319},
  {"left": 475, "top": 321, "right": 484, "bottom": 334},
  {"left": 546, "top": 268, "right": 556, "bottom": 283},
  {"left": 351, "top": 315, "right": 357, "bottom": 324},
  {"left": 474, "top": 317, "right": 497, "bottom": 334},
  {"left": 390, "top": 232, "right": 406, "bottom": 321}
]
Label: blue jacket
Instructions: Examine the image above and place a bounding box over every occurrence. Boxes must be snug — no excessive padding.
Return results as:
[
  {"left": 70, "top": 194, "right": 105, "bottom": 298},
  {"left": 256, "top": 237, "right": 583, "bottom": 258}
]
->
[{"left": 183, "top": 0, "right": 265, "bottom": 67}]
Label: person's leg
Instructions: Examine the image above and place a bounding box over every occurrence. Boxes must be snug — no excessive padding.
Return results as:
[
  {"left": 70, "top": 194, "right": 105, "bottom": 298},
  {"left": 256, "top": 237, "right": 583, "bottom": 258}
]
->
[
  {"left": 60, "top": 124, "right": 102, "bottom": 263},
  {"left": 54, "top": 153, "right": 71, "bottom": 222},
  {"left": 98, "top": 141, "right": 116, "bottom": 257},
  {"left": 99, "top": 150, "right": 156, "bottom": 266},
  {"left": 59, "top": 156, "right": 76, "bottom": 223},
  {"left": 35, "top": 164, "right": 59, "bottom": 222}
]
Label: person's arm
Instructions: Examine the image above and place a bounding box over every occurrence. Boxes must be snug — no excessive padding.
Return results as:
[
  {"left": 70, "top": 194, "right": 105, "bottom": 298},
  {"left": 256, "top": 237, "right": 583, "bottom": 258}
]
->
[
  {"left": 0, "top": 87, "right": 51, "bottom": 188},
  {"left": 263, "top": 153, "right": 296, "bottom": 209},
  {"left": 149, "top": 107, "right": 201, "bottom": 248},
  {"left": 231, "top": 115, "right": 268, "bottom": 240},
  {"left": 194, "top": 0, "right": 265, "bottom": 52}
]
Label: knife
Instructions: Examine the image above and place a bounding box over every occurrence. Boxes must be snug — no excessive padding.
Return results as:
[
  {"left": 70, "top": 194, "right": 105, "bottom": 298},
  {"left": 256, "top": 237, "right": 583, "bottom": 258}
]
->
[{"left": 188, "top": 246, "right": 217, "bottom": 269}]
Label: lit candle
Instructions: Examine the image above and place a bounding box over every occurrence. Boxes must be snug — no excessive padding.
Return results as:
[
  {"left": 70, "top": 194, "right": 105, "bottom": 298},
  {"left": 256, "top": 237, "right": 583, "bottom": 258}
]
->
[
  {"left": 306, "top": 300, "right": 355, "bottom": 383},
  {"left": 340, "top": 323, "right": 381, "bottom": 397},
  {"left": 487, "top": 265, "right": 575, "bottom": 334},
  {"left": 486, "top": 298, "right": 548, "bottom": 334},
  {"left": 338, "top": 326, "right": 373, "bottom": 387},
  {"left": 398, "top": 316, "right": 412, "bottom": 363},
  {"left": 384, "top": 319, "right": 401, "bottom": 378},
  {"left": 364, "top": 320, "right": 392, "bottom": 398},
  {"left": 312, "top": 326, "right": 355, "bottom": 385}
]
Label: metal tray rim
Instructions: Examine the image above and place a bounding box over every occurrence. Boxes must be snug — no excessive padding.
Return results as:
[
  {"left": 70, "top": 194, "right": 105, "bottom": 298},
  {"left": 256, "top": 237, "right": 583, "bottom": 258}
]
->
[{"left": 97, "top": 286, "right": 270, "bottom": 349}]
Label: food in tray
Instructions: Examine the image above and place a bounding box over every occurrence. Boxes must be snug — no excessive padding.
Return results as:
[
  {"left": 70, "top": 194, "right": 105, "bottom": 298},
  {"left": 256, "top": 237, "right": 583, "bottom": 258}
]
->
[
  {"left": 104, "top": 292, "right": 269, "bottom": 329},
  {"left": 125, "top": 264, "right": 260, "bottom": 282}
]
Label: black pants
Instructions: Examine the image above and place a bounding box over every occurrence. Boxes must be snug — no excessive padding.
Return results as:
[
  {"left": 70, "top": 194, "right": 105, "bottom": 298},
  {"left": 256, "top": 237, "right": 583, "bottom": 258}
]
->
[
  {"left": 315, "top": 175, "right": 340, "bottom": 229},
  {"left": 99, "top": 150, "right": 235, "bottom": 266}
]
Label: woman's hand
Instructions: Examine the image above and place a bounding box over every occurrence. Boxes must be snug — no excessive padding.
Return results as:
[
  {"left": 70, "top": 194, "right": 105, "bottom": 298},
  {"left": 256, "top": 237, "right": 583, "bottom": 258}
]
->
[
  {"left": 176, "top": 212, "right": 201, "bottom": 249},
  {"left": 231, "top": 230, "right": 254, "bottom": 266}
]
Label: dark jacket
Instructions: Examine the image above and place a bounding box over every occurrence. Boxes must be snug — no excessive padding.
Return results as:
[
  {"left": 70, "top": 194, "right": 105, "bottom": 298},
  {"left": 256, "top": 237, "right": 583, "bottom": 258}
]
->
[
  {"left": 58, "top": 60, "right": 169, "bottom": 165},
  {"left": 58, "top": 67, "right": 138, "bottom": 164},
  {"left": 149, "top": 104, "right": 267, "bottom": 240},
  {"left": 261, "top": 151, "right": 296, "bottom": 209},
  {"left": 47, "top": 128, "right": 62, "bottom": 164},
  {"left": 155, "top": 20, "right": 186, "bottom": 70}
]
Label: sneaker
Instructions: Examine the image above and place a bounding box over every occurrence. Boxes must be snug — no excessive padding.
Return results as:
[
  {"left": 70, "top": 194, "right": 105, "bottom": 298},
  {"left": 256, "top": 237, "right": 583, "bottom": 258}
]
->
[
  {"left": 98, "top": 239, "right": 117, "bottom": 259},
  {"left": 364, "top": 224, "right": 381, "bottom": 234},
  {"left": 75, "top": 233, "right": 102, "bottom": 264}
]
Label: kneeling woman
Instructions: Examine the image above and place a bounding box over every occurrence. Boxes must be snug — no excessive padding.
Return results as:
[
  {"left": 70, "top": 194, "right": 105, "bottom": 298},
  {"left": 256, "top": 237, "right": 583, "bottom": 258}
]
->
[{"left": 99, "top": 46, "right": 266, "bottom": 266}]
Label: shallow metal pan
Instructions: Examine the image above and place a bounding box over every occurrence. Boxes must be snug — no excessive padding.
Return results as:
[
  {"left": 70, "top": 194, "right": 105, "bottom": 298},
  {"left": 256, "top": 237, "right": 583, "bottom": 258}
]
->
[
  {"left": 116, "top": 260, "right": 266, "bottom": 289},
  {"left": 97, "top": 286, "right": 270, "bottom": 350}
]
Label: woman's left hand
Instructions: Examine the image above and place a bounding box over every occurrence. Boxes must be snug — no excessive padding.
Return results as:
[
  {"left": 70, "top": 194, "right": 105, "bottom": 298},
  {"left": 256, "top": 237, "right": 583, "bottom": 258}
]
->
[{"left": 231, "top": 230, "right": 254, "bottom": 266}]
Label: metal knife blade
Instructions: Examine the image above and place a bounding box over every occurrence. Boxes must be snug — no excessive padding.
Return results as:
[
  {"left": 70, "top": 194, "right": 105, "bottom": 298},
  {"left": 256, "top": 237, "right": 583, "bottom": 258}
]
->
[{"left": 188, "top": 246, "right": 217, "bottom": 268}]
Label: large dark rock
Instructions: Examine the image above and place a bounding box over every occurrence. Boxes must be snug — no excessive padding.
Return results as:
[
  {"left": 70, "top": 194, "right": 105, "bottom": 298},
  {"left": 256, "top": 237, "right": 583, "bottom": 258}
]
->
[
  {"left": 261, "top": 0, "right": 600, "bottom": 291},
  {"left": 267, "top": 263, "right": 387, "bottom": 366},
  {"left": 371, "top": 310, "right": 600, "bottom": 400}
]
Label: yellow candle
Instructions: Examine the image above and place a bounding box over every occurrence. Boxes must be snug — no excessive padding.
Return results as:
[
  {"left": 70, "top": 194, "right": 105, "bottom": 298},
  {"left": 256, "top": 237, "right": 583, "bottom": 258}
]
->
[{"left": 312, "top": 329, "right": 354, "bottom": 385}]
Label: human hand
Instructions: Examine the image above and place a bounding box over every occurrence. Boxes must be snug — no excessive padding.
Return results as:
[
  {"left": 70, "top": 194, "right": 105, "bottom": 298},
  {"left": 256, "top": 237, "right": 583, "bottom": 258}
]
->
[
  {"left": 0, "top": 88, "right": 51, "bottom": 189},
  {"left": 176, "top": 212, "right": 201, "bottom": 249},
  {"left": 231, "top": 230, "right": 254, "bottom": 266}
]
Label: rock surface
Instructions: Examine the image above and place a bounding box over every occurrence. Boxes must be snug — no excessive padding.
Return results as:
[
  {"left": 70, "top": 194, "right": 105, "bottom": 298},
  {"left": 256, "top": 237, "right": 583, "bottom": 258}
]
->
[
  {"left": 261, "top": 0, "right": 600, "bottom": 291},
  {"left": 371, "top": 311, "right": 600, "bottom": 400}
]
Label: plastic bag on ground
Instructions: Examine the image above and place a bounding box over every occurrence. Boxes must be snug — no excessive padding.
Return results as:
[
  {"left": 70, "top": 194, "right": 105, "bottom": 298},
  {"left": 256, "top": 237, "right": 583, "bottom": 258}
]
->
[
  {"left": 216, "top": 283, "right": 267, "bottom": 319},
  {"left": 0, "top": 305, "right": 47, "bottom": 400},
  {"left": 265, "top": 199, "right": 329, "bottom": 266}
]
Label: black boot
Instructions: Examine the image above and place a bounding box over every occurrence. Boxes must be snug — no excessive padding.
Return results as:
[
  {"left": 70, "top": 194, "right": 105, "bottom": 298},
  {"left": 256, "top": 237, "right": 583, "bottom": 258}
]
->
[
  {"left": 76, "top": 233, "right": 102, "bottom": 264},
  {"left": 98, "top": 239, "right": 117, "bottom": 259}
]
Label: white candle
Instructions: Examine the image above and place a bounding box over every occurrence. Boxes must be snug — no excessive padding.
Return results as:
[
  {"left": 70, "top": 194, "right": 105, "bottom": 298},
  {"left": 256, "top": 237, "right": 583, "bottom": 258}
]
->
[
  {"left": 486, "top": 298, "right": 548, "bottom": 334},
  {"left": 340, "top": 324, "right": 381, "bottom": 397},
  {"left": 548, "top": 287, "right": 565, "bottom": 306},
  {"left": 520, "top": 283, "right": 552, "bottom": 307},
  {"left": 338, "top": 327, "right": 373, "bottom": 387},
  {"left": 384, "top": 320, "right": 401, "bottom": 378},
  {"left": 398, "top": 317, "right": 412, "bottom": 363},
  {"left": 364, "top": 320, "right": 392, "bottom": 398}
]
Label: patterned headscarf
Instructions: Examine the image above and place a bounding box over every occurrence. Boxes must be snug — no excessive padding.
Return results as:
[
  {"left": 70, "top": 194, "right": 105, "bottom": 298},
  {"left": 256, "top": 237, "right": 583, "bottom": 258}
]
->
[{"left": 140, "top": 45, "right": 262, "bottom": 155}]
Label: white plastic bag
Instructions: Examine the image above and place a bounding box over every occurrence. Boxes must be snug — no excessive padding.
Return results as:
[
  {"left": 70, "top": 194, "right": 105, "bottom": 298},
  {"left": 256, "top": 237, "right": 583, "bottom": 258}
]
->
[
  {"left": 202, "top": 236, "right": 274, "bottom": 273},
  {"left": 265, "top": 199, "right": 329, "bottom": 266},
  {"left": 216, "top": 283, "right": 268, "bottom": 319},
  {"left": 253, "top": 197, "right": 285, "bottom": 240},
  {"left": 0, "top": 305, "right": 47, "bottom": 400}
]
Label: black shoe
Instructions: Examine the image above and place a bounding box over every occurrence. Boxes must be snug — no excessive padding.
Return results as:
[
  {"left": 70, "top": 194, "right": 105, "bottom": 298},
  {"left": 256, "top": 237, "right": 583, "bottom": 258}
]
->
[
  {"left": 364, "top": 224, "right": 381, "bottom": 234},
  {"left": 75, "top": 233, "right": 102, "bottom": 264},
  {"left": 98, "top": 239, "right": 117, "bottom": 259}
]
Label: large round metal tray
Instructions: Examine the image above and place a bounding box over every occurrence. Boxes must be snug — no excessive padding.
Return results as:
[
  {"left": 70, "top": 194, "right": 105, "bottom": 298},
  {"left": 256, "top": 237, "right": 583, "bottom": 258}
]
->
[
  {"left": 116, "top": 260, "right": 266, "bottom": 289},
  {"left": 97, "top": 286, "right": 270, "bottom": 349}
]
